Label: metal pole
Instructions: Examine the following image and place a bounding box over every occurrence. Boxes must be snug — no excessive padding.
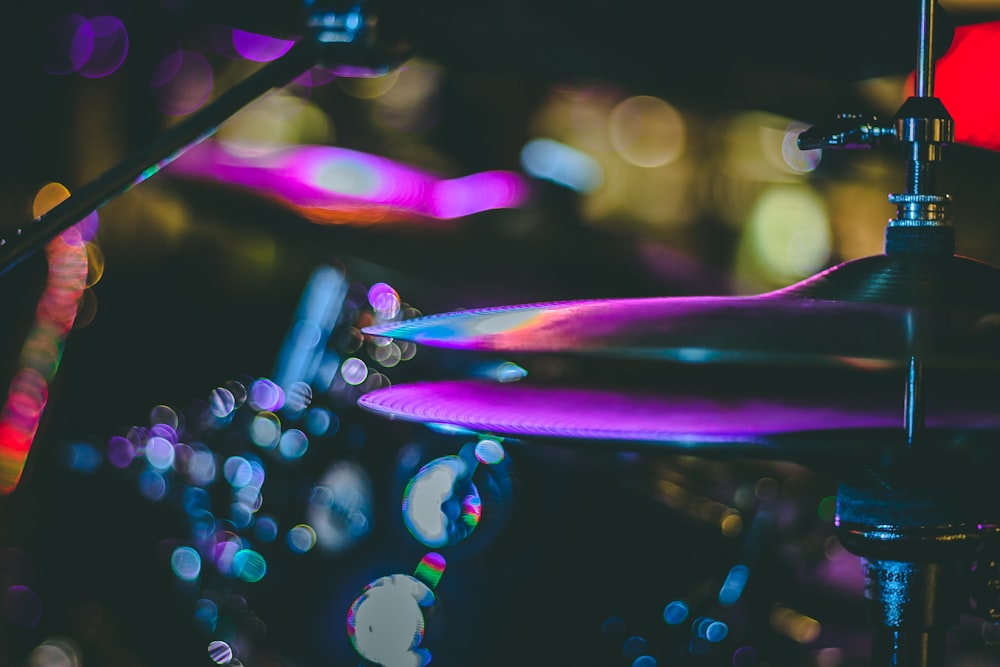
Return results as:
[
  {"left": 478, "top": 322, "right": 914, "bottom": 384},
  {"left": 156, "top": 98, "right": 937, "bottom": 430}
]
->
[
  {"left": 0, "top": 38, "right": 319, "bottom": 276},
  {"left": 916, "top": 0, "right": 935, "bottom": 98}
]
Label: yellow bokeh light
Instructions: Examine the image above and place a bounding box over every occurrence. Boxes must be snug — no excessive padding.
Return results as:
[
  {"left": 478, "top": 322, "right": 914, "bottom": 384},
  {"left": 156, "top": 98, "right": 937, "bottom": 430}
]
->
[
  {"left": 738, "top": 185, "right": 832, "bottom": 287},
  {"left": 770, "top": 606, "right": 822, "bottom": 644},
  {"left": 608, "top": 95, "right": 685, "bottom": 168},
  {"left": 219, "top": 91, "right": 333, "bottom": 148},
  {"left": 720, "top": 510, "right": 743, "bottom": 536},
  {"left": 337, "top": 69, "right": 401, "bottom": 99},
  {"left": 85, "top": 242, "right": 105, "bottom": 287},
  {"left": 32, "top": 182, "right": 71, "bottom": 218}
]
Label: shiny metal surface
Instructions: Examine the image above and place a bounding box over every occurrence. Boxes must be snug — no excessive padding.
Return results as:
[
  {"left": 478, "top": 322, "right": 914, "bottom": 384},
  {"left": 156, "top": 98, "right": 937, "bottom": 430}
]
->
[
  {"left": 365, "top": 254, "right": 1000, "bottom": 369},
  {"left": 356, "top": 378, "right": 1000, "bottom": 458}
]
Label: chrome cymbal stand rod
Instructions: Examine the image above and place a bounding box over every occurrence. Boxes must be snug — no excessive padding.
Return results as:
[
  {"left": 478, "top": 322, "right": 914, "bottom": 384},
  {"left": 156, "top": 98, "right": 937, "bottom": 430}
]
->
[
  {"left": 916, "top": 0, "right": 935, "bottom": 98},
  {"left": 801, "top": 3, "right": 992, "bottom": 666},
  {"left": 795, "top": 0, "right": 954, "bottom": 256},
  {"left": 887, "top": 0, "right": 955, "bottom": 257}
]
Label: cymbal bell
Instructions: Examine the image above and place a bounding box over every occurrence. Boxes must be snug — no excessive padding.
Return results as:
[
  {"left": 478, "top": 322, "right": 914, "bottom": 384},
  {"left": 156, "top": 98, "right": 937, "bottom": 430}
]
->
[{"left": 364, "top": 254, "right": 1000, "bottom": 369}]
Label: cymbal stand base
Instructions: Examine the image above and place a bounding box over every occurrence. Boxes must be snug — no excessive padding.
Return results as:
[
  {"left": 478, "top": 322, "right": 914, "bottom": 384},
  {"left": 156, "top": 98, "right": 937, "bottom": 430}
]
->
[
  {"left": 836, "top": 468, "right": 1000, "bottom": 667},
  {"left": 863, "top": 559, "right": 957, "bottom": 667}
]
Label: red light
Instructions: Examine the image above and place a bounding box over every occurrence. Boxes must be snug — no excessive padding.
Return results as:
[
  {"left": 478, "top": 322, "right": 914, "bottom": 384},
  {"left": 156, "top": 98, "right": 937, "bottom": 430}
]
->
[{"left": 909, "top": 21, "right": 1000, "bottom": 151}]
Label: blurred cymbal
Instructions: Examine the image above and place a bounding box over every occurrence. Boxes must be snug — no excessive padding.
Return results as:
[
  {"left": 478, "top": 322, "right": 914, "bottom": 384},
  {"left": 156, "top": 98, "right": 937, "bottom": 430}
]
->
[
  {"left": 365, "top": 253, "right": 1000, "bottom": 369},
  {"left": 357, "top": 378, "right": 1000, "bottom": 461},
  {"left": 167, "top": 140, "right": 532, "bottom": 225}
]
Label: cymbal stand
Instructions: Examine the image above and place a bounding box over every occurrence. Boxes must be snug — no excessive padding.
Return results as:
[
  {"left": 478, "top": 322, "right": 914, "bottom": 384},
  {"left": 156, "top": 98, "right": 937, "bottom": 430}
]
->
[
  {"left": 800, "top": 1, "right": 1000, "bottom": 665},
  {"left": 0, "top": 0, "right": 410, "bottom": 277}
]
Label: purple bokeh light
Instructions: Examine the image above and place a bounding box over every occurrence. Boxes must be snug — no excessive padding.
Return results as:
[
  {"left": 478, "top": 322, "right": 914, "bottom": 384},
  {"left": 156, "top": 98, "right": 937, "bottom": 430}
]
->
[
  {"left": 78, "top": 15, "right": 129, "bottom": 78},
  {"left": 107, "top": 435, "right": 135, "bottom": 468},
  {"left": 293, "top": 67, "right": 338, "bottom": 88},
  {"left": 249, "top": 378, "right": 284, "bottom": 412},
  {"left": 40, "top": 14, "right": 94, "bottom": 75},
  {"left": 2, "top": 585, "right": 42, "bottom": 629},
  {"left": 40, "top": 14, "right": 128, "bottom": 78},
  {"left": 231, "top": 29, "right": 294, "bottom": 62},
  {"left": 168, "top": 141, "right": 531, "bottom": 222}
]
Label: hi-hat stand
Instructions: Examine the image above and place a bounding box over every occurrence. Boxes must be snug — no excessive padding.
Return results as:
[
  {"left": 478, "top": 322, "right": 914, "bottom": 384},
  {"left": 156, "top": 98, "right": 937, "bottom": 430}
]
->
[{"left": 800, "top": 1, "right": 1000, "bottom": 665}]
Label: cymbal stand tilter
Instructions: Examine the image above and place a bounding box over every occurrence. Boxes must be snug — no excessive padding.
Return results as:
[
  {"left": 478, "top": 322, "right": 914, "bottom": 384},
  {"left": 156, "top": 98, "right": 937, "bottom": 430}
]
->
[
  {"left": 799, "top": 1, "right": 1000, "bottom": 665},
  {"left": 0, "top": 0, "right": 411, "bottom": 277}
]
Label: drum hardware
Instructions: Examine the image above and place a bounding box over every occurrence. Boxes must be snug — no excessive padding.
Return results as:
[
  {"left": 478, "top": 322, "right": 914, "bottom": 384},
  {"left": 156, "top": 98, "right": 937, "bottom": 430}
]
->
[
  {"left": 357, "top": 1, "right": 1000, "bottom": 664},
  {"left": 2, "top": 0, "right": 997, "bottom": 663}
]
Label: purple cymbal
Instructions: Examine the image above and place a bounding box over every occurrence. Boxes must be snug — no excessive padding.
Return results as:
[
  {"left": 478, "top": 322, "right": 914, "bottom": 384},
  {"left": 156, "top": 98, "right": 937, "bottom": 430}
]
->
[
  {"left": 357, "top": 379, "right": 1000, "bottom": 457},
  {"left": 364, "top": 254, "right": 1000, "bottom": 368}
]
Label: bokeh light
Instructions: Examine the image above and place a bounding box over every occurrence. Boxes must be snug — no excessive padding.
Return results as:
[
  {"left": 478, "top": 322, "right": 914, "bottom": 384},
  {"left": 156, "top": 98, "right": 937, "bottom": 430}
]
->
[
  {"left": 305, "top": 407, "right": 337, "bottom": 436},
  {"left": 169, "top": 140, "right": 529, "bottom": 224},
  {"left": 738, "top": 185, "right": 831, "bottom": 287},
  {"left": 341, "top": 358, "right": 368, "bottom": 386},
  {"left": 138, "top": 469, "right": 167, "bottom": 501},
  {"left": 287, "top": 524, "right": 318, "bottom": 553},
  {"left": 223, "top": 456, "right": 253, "bottom": 488},
  {"left": 40, "top": 14, "right": 94, "bottom": 75},
  {"left": 250, "top": 412, "right": 282, "bottom": 449},
  {"left": 608, "top": 95, "right": 686, "bottom": 168},
  {"left": 623, "top": 636, "right": 648, "bottom": 659},
  {"left": 170, "top": 546, "right": 202, "bottom": 582},
  {"left": 602, "top": 616, "right": 627, "bottom": 639},
  {"left": 719, "top": 564, "right": 750, "bottom": 606},
  {"left": 781, "top": 122, "right": 822, "bottom": 173},
  {"left": 338, "top": 70, "right": 401, "bottom": 99},
  {"left": 369, "top": 283, "right": 401, "bottom": 320},
  {"left": 374, "top": 58, "right": 444, "bottom": 132},
  {"left": 220, "top": 92, "right": 334, "bottom": 155},
  {"left": 402, "top": 456, "right": 481, "bottom": 548},
  {"left": 306, "top": 462, "right": 372, "bottom": 553},
  {"left": 706, "top": 621, "right": 729, "bottom": 642},
  {"left": 27, "top": 638, "right": 81, "bottom": 667},
  {"left": 663, "top": 600, "right": 689, "bottom": 625},
  {"left": 347, "top": 574, "right": 434, "bottom": 667},
  {"left": 474, "top": 439, "right": 505, "bottom": 465},
  {"left": 255, "top": 515, "right": 279, "bottom": 543},
  {"left": 520, "top": 137, "right": 604, "bottom": 193},
  {"left": 208, "top": 640, "right": 233, "bottom": 665},
  {"left": 77, "top": 15, "right": 128, "bottom": 78},
  {"left": 145, "top": 436, "right": 176, "bottom": 471},
  {"left": 0, "top": 184, "right": 88, "bottom": 494},
  {"left": 413, "top": 552, "right": 446, "bottom": 589},
  {"left": 770, "top": 606, "right": 821, "bottom": 643},
  {"left": 249, "top": 378, "right": 284, "bottom": 411},
  {"left": 63, "top": 442, "right": 101, "bottom": 474},
  {"left": 195, "top": 599, "right": 219, "bottom": 633},
  {"left": 231, "top": 29, "right": 294, "bottom": 62},
  {"left": 106, "top": 435, "right": 135, "bottom": 469},
  {"left": 151, "top": 50, "right": 213, "bottom": 116},
  {"left": 732, "top": 646, "right": 757, "bottom": 667},
  {"left": 277, "top": 428, "right": 308, "bottom": 460},
  {"left": 210, "top": 387, "right": 237, "bottom": 419},
  {"left": 231, "top": 549, "right": 267, "bottom": 583}
]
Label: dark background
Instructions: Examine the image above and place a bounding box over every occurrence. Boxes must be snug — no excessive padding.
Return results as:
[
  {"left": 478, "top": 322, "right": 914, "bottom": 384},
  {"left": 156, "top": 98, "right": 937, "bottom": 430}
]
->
[{"left": 2, "top": 2, "right": 1000, "bottom": 667}]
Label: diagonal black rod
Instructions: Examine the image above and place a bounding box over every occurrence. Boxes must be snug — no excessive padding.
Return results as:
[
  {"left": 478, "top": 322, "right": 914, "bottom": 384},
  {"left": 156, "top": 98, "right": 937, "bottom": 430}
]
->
[{"left": 0, "top": 38, "right": 319, "bottom": 276}]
